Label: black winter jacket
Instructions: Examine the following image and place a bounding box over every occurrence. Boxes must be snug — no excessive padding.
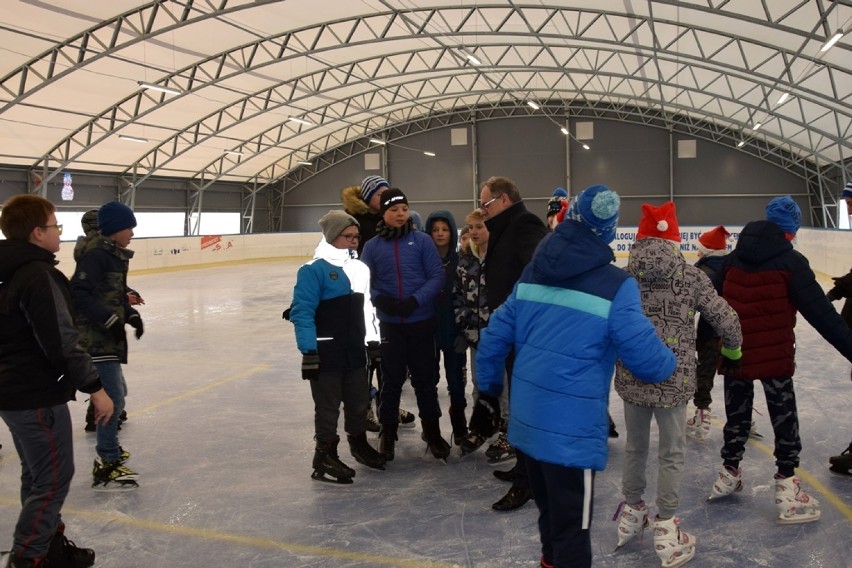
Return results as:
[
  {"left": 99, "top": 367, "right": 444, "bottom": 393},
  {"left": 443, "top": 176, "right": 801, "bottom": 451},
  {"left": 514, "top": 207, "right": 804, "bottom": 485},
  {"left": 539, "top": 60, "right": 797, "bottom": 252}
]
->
[{"left": 0, "top": 240, "right": 101, "bottom": 410}]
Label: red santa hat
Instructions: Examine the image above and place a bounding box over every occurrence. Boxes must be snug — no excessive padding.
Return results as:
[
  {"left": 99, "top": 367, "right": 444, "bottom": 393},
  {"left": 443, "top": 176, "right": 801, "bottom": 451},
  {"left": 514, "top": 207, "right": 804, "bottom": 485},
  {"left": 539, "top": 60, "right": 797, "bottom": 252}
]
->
[
  {"left": 636, "top": 201, "right": 680, "bottom": 242},
  {"left": 697, "top": 225, "right": 731, "bottom": 256}
]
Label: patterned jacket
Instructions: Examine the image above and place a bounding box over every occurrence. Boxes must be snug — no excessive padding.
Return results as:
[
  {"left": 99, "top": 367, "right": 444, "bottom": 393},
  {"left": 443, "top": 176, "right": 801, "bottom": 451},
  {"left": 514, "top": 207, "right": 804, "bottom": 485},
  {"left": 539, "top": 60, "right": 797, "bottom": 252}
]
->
[
  {"left": 453, "top": 244, "right": 489, "bottom": 344},
  {"left": 71, "top": 236, "right": 134, "bottom": 364},
  {"left": 615, "top": 237, "right": 742, "bottom": 408}
]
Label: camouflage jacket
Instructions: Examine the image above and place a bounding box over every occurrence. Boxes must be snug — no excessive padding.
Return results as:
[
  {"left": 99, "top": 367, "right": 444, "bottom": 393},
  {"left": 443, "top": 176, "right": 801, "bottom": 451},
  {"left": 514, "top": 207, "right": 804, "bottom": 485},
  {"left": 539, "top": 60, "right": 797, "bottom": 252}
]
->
[
  {"left": 453, "top": 245, "right": 489, "bottom": 344},
  {"left": 71, "top": 236, "right": 134, "bottom": 363}
]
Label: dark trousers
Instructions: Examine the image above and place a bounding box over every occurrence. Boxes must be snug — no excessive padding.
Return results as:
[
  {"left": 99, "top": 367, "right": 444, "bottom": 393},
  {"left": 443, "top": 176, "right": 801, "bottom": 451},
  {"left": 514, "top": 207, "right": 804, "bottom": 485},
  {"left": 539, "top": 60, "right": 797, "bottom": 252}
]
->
[
  {"left": 310, "top": 367, "right": 369, "bottom": 442},
  {"left": 0, "top": 404, "right": 74, "bottom": 559},
  {"left": 721, "top": 376, "right": 801, "bottom": 476},
  {"left": 504, "top": 351, "right": 529, "bottom": 490},
  {"left": 525, "top": 455, "right": 594, "bottom": 568},
  {"left": 436, "top": 346, "right": 467, "bottom": 410},
  {"left": 693, "top": 336, "right": 719, "bottom": 409},
  {"left": 378, "top": 319, "right": 440, "bottom": 423}
]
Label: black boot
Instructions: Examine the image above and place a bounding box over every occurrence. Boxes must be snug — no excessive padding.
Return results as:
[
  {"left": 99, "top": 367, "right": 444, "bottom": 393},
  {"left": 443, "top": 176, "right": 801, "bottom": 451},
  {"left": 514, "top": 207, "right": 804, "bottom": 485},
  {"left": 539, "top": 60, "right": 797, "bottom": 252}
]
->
[
  {"left": 492, "top": 486, "right": 533, "bottom": 511},
  {"left": 47, "top": 521, "right": 95, "bottom": 568},
  {"left": 348, "top": 432, "right": 386, "bottom": 470},
  {"left": 311, "top": 438, "right": 355, "bottom": 484},
  {"left": 449, "top": 405, "right": 468, "bottom": 446},
  {"left": 379, "top": 422, "right": 399, "bottom": 462},
  {"left": 421, "top": 418, "right": 451, "bottom": 461}
]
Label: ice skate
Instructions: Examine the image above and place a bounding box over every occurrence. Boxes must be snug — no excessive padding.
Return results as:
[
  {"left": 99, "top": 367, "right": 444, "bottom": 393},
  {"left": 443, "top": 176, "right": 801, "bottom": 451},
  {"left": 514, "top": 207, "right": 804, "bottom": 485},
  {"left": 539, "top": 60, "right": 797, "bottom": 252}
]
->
[
  {"left": 421, "top": 419, "right": 450, "bottom": 462},
  {"left": 612, "top": 500, "right": 648, "bottom": 551},
  {"left": 459, "top": 430, "right": 486, "bottom": 456},
  {"left": 774, "top": 474, "right": 820, "bottom": 524},
  {"left": 653, "top": 516, "right": 695, "bottom": 568},
  {"left": 311, "top": 439, "right": 355, "bottom": 484},
  {"left": 48, "top": 522, "right": 95, "bottom": 568},
  {"left": 378, "top": 423, "right": 398, "bottom": 461},
  {"left": 398, "top": 407, "right": 416, "bottom": 428},
  {"left": 347, "top": 432, "right": 386, "bottom": 470},
  {"left": 365, "top": 406, "right": 381, "bottom": 433},
  {"left": 92, "top": 456, "right": 139, "bottom": 491},
  {"left": 485, "top": 431, "right": 516, "bottom": 464},
  {"left": 707, "top": 465, "right": 742, "bottom": 501},
  {"left": 448, "top": 405, "right": 468, "bottom": 446},
  {"left": 748, "top": 418, "right": 762, "bottom": 439},
  {"left": 685, "top": 408, "right": 711, "bottom": 441},
  {"left": 828, "top": 441, "right": 851, "bottom": 476}
]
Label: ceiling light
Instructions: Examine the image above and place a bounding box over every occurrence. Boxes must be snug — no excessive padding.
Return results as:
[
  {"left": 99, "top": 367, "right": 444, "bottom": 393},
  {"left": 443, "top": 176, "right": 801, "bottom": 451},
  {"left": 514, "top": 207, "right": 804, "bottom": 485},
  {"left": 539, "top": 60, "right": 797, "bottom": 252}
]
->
[
  {"left": 527, "top": 101, "right": 540, "bottom": 110},
  {"left": 776, "top": 92, "right": 791, "bottom": 105},
  {"left": 464, "top": 51, "right": 482, "bottom": 66},
  {"left": 560, "top": 127, "right": 569, "bottom": 135},
  {"left": 118, "top": 134, "right": 148, "bottom": 143},
  {"left": 369, "top": 138, "right": 387, "bottom": 145},
  {"left": 737, "top": 140, "right": 746, "bottom": 148},
  {"left": 581, "top": 144, "right": 590, "bottom": 150},
  {"left": 288, "top": 117, "right": 311, "bottom": 126},
  {"left": 297, "top": 161, "right": 312, "bottom": 166},
  {"left": 225, "top": 150, "right": 244, "bottom": 156},
  {"left": 752, "top": 122, "right": 762, "bottom": 131},
  {"left": 423, "top": 151, "right": 436, "bottom": 157},
  {"left": 138, "top": 81, "right": 182, "bottom": 96},
  {"left": 820, "top": 31, "right": 844, "bottom": 52}
]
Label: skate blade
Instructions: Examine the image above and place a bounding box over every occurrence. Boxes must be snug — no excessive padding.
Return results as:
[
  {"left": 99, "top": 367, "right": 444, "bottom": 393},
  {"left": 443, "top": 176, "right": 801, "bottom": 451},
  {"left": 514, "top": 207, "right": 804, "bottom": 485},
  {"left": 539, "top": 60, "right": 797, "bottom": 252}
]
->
[
  {"left": 661, "top": 548, "right": 696, "bottom": 568},
  {"left": 828, "top": 465, "right": 852, "bottom": 477},
  {"left": 486, "top": 453, "right": 517, "bottom": 465},
  {"left": 748, "top": 431, "right": 763, "bottom": 439},
  {"left": 398, "top": 421, "right": 416, "bottom": 429},
  {"left": 92, "top": 480, "right": 139, "bottom": 492},
  {"left": 311, "top": 471, "right": 353, "bottom": 484},
  {"left": 777, "top": 510, "right": 820, "bottom": 524}
]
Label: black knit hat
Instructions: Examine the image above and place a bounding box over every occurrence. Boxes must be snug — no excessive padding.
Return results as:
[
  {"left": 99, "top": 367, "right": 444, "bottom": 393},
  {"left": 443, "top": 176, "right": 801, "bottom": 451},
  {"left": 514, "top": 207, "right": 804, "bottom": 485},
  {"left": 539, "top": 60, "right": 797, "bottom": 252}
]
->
[{"left": 379, "top": 188, "right": 408, "bottom": 215}]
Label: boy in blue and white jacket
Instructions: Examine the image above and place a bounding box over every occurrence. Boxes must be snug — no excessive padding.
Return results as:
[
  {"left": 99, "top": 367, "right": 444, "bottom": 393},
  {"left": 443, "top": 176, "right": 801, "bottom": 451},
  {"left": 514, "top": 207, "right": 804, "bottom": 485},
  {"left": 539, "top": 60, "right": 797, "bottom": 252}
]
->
[{"left": 475, "top": 185, "right": 677, "bottom": 568}]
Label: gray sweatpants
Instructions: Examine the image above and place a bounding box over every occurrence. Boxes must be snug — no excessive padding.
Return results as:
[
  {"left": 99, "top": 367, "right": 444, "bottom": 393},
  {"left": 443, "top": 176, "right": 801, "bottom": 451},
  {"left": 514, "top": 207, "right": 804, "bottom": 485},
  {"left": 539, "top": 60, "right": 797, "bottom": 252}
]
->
[
  {"left": 0, "top": 403, "right": 74, "bottom": 559},
  {"left": 621, "top": 402, "right": 687, "bottom": 519}
]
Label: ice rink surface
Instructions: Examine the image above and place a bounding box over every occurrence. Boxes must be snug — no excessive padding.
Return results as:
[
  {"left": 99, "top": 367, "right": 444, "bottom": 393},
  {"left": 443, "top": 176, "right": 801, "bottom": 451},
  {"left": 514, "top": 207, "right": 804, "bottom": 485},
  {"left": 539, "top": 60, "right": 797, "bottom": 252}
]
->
[{"left": 1, "top": 257, "right": 850, "bottom": 567}]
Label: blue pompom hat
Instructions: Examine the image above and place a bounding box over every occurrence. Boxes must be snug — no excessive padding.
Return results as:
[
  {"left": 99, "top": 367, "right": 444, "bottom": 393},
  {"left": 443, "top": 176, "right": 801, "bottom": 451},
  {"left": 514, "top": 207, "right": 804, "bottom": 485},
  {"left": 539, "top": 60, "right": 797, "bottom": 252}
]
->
[
  {"left": 842, "top": 181, "right": 852, "bottom": 199},
  {"left": 765, "top": 195, "right": 801, "bottom": 234},
  {"left": 566, "top": 184, "right": 621, "bottom": 244},
  {"left": 97, "top": 201, "right": 137, "bottom": 236}
]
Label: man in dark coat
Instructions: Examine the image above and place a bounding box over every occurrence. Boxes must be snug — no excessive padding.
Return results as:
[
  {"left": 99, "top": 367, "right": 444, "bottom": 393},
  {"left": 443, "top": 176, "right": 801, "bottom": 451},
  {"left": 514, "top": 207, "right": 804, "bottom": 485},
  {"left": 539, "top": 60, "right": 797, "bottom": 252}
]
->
[
  {"left": 474, "top": 175, "right": 548, "bottom": 511},
  {"left": 825, "top": 266, "right": 852, "bottom": 476}
]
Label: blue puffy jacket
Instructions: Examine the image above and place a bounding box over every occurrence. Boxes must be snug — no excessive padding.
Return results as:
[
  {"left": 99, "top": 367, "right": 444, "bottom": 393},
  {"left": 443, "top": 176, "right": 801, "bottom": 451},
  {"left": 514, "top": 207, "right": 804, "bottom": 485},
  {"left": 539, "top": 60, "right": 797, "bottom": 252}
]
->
[{"left": 476, "top": 220, "right": 677, "bottom": 470}]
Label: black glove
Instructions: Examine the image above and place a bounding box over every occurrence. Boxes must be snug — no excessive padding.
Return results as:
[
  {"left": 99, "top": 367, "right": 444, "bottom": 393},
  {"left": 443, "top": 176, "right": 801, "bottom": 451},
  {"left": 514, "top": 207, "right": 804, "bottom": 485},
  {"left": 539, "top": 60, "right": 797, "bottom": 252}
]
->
[
  {"left": 719, "top": 354, "right": 741, "bottom": 376},
  {"left": 302, "top": 352, "right": 320, "bottom": 381},
  {"left": 468, "top": 394, "right": 500, "bottom": 438},
  {"left": 106, "top": 316, "right": 126, "bottom": 343},
  {"left": 367, "top": 341, "right": 382, "bottom": 370},
  {"left": 127, "top": 308, "right": 144, "bottom": 339},
  {"left": 397, "top": 296, "right": 418, "bottom": 317},
  {"left": 453, "top": 335, "right": 468, "bottom": 354},
  {"left": 373, "top": 295, "right": 399, "bottom": 316}
]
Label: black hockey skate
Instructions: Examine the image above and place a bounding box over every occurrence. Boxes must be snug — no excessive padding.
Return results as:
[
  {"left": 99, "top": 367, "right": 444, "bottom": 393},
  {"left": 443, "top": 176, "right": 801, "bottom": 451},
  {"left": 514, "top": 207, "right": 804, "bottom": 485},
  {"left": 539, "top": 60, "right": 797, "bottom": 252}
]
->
[
  {"left": 449, "top": 405, "right": 468, "bottom": 446},
  {"left": 421, "top": 419, "right": 450, "bottom": 462},
  {"left": 378, "top": 423, "right": 398, "bottom": 462},
  {"left": 829, "top": 441, "right": 852, "bottom": 476},
  {"left": 348, "top": 432, "right": 386, "bottom": 470},
  {"left": 311, "top": 439, "right": 355, "bottom": 484}
]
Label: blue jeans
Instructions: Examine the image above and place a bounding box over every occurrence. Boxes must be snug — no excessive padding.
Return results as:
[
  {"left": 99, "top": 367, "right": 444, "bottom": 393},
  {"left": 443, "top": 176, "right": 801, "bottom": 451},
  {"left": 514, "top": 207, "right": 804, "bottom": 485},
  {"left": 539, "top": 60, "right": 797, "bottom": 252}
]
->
[
  {"left": 0, "top": 404, "right": 74, "bottom": 559},
  {"left": 95, "top": 361, "right": 127, "bottom": 462}
]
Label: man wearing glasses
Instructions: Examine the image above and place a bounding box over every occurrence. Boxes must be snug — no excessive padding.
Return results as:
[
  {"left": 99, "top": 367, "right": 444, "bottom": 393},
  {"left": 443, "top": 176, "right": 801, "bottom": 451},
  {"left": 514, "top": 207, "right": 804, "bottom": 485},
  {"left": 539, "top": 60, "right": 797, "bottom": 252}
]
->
[{"left": 471, "top": 176, "right": 548, "bottom": 511}]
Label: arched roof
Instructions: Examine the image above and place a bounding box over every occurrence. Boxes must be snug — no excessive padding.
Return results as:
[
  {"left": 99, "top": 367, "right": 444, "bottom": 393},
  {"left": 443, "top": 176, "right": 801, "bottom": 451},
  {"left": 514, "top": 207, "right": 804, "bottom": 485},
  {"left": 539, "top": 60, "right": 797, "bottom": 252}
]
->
[{"left": 1, "top": 1, "right": 850, "bottom": 198}]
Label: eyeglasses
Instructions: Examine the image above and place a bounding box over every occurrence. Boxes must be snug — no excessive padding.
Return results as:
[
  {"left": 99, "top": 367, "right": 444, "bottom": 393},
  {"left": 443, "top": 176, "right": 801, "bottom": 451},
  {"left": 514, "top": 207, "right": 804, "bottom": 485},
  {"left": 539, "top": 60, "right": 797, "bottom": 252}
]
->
[
  {"left": 41, "top": 223, "right": 63, "bottom": 235},
  {"left": 479, "top": 196, "right": 500, "bottom": 211},
  {"left": 339, "top": 233, "right": 361, "bottom": 242}
]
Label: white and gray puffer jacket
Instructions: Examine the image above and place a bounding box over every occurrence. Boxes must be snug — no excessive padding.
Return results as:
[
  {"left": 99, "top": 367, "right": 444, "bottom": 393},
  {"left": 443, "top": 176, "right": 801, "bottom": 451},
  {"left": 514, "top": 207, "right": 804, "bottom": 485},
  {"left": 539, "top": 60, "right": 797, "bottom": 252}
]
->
[{"left": 615, "top": 237, "right": 742, "bottom": 408}]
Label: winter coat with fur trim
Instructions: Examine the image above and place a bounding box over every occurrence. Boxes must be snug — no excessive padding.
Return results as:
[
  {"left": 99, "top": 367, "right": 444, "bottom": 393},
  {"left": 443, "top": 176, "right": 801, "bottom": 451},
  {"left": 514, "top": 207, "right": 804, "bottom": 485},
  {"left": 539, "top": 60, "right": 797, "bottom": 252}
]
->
[
  {"left": 615, "top": 237, "right": 742, "bottom": 408},
  {"left": 341, "top": 185, "right": 382, "bottom": 257}
]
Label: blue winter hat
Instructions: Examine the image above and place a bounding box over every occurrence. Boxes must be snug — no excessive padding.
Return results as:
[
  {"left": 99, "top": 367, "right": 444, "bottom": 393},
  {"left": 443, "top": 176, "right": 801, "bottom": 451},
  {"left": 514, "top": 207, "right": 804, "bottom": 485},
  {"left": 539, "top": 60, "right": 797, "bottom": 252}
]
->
[
  {"left": 552, "top": 187, "right": 568, "bottom": 199},
  {"left": 842, "top": 181, "right": 852, "bottom": 199},
  {"left": 97, "top": 201, "right": 137, "bottom": 236},
  {"left": 360, "top": 175, "right": 389, "bottom": 204},
  {"left": 566, "top": 184, "right": 621, "bottom": 244},
  {"left": 765, "top": 195, "right": 801, "bottom": 234}
]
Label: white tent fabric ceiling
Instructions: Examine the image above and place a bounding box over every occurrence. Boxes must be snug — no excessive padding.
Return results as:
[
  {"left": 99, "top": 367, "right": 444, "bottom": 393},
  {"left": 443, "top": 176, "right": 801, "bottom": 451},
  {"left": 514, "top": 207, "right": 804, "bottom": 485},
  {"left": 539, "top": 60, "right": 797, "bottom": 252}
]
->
[{"left": 0, "top": 0, "right": 850, "bottom": 191}]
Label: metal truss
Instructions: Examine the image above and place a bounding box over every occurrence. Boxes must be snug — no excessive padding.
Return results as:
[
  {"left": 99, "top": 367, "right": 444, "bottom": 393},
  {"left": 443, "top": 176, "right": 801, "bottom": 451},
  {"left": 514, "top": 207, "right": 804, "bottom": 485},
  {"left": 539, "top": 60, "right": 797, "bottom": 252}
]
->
[{"left": 25, "top": 2, "right": 852, "bottom": 191}]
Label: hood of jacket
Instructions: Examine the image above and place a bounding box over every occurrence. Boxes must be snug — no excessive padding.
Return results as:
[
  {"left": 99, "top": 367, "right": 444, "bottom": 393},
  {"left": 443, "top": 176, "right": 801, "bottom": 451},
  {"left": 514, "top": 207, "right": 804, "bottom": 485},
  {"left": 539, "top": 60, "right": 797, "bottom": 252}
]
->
[
  {"left": 341, "top": 185, "right": 371, "bottom": 216},
  {"left": 531, "top": 220, "right": 615, "bottom": 284},
  {"left": 628, "top": 237, "right": 684, "bottom": 281},
  {"left": 313, "top": 238, "right": 354, "bottom": 267},
  {"left": 424, "top": 210, "right": 458, "bottom": 256},
  {"left": 0, "top": 240, "right": 56, "bottom": 283},
  {"left": 733, "top": 220, "right": 793, "bottom": 265}
]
